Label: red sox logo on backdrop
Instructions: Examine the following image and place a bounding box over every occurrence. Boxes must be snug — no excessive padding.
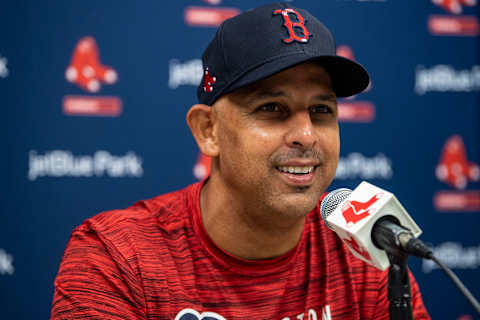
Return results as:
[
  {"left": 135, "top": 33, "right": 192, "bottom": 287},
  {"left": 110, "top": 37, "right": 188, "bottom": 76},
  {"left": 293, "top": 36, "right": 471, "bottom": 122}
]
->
[
  {"left": 62, "top": 36, "right": 122, "bottom": 117},
  {"left": 65, "top": 36, "right": 117, "bottom": 93},
  {"left": 432, "top": 0, "right": 476, "bottom": 14},
  {"left": 341, "top": 193, "right": 383, "bottom": 226},
  {"left": 428, "top": 0, "right": 479, "bottom": 36},
  {"left": 433, "top": 135, "right": 480, "bottom": 212},
  {"left": 436, "top": 135, "right": 480, "bottom": 190}
]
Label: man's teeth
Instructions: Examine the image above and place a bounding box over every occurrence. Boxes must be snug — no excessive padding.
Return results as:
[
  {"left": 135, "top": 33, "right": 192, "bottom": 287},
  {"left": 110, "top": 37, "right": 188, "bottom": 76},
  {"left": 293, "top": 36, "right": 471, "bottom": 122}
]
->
[{"left": 277, "top": 166, "right": 314, "bottom": 174}]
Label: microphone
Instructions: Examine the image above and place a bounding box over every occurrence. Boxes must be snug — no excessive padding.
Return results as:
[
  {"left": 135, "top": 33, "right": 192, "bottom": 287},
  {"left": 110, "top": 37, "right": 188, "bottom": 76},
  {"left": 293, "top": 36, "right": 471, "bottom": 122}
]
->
[
  {"left": 320, "top": 181, "right": 432, "bottom": 270},
  {"left": 320, "top": 182, "right": 480, "bottom": 316}
]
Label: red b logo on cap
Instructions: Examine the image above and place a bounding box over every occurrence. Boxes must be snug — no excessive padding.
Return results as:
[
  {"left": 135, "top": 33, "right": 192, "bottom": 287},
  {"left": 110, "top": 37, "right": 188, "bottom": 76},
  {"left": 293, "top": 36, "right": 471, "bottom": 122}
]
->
[{"left": 273, "top": 8, "right": 310, "bottom": 44}]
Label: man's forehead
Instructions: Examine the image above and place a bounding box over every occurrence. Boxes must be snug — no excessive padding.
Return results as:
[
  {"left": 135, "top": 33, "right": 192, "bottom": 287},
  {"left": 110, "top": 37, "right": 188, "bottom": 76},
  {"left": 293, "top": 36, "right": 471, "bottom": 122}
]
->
[
  {"left": 235, "top": 87, "right": 336, "bottom": 103},
  {"left": 227, "top": 63, "right": 335, "bottom": 102}
]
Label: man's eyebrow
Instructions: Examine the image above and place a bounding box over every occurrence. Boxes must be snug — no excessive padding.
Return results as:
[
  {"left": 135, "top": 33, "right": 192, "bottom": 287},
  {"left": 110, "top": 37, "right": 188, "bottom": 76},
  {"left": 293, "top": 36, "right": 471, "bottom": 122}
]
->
[
  {"left": 243, "top": 90, "right": 337, "bottom": 102},
  {"left": 243, "top": 89, "right": 285, "bottom": 102},
  {"left": 313, "top": 93, "right": 337, "bottom": 101}
]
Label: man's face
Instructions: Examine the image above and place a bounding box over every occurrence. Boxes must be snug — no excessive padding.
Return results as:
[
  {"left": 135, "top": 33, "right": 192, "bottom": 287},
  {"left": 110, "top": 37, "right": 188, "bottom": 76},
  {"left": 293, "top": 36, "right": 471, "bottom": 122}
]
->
[{"left": 212, "top": 62, "right": 339, "bottom": 220}]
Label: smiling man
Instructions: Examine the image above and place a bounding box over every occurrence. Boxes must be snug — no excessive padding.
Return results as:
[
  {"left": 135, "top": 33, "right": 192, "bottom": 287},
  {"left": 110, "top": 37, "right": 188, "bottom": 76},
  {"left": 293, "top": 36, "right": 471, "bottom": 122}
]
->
[
  {"left": 188, "top": 62, "right": 340, "bottom": 261},
  {"left": 51, "top": 3, "right": 430, "bottom": 320}
]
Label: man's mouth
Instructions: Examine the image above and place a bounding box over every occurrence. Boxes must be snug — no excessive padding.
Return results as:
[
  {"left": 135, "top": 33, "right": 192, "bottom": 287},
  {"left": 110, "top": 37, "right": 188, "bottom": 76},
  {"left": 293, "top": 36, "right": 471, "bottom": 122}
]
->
[{"left": 276, "top": 166, "right": 316, "bottom": 175}]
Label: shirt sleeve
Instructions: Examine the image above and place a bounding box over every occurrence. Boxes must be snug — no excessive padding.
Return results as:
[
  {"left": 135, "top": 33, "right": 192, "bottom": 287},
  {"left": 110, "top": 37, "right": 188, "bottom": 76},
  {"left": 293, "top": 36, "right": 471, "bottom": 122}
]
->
[
  {"left": 371, "top": 268, "right": 431, "bottom": 320},
  {"left": 50, "top": 222, "right": 147, "bottom": 320}
]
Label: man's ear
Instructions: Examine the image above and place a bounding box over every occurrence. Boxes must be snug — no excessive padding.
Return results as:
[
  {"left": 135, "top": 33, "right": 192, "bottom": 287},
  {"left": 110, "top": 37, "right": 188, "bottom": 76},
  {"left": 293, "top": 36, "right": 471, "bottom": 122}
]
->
[{"left": 186, "top": 104, "right": 219, "bottom": 157}]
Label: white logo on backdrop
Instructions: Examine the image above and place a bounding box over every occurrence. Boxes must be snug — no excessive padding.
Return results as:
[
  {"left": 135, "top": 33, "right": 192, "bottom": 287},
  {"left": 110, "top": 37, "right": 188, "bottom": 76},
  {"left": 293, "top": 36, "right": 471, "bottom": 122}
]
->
[
  {"left": 415, "top": 65, "right": 480, "bottom": 94},
  {"left": 0, "top": 249, "right": 14, "bottom": 275},
  {"left": 28, "top": 150, "right": 144, "bottom": 181},
  {"left": 0, "top": 54, "right": 9, "bottom": 78},
  {"left": 168, "top": 59, "right": 203, "bottom": 89},
  {"left": 422, "top": 242, "right": 480, "bottom": 273},
  {"left": 335, "top": 153, "right": 393, "bottom": 180}
]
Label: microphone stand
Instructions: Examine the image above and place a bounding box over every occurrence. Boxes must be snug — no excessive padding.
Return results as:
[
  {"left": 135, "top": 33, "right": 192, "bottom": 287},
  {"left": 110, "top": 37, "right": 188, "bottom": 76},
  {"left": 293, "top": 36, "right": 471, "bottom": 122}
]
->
[{"left": 388, "top": 252, "right": 413, "bottom": 320}]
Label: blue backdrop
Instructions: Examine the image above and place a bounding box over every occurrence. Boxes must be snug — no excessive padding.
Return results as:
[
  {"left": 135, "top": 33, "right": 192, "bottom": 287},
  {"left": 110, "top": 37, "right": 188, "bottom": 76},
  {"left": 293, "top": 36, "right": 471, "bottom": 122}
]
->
[{"left": 1, "top": 1, "right": 479, "bottom": 319}]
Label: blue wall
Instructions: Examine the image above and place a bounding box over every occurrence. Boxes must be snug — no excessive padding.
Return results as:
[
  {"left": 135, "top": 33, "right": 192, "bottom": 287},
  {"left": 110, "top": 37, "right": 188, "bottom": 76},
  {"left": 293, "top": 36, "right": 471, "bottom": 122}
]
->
[{"left": 1, "top": 1, "right": 479, "bottom": 319}]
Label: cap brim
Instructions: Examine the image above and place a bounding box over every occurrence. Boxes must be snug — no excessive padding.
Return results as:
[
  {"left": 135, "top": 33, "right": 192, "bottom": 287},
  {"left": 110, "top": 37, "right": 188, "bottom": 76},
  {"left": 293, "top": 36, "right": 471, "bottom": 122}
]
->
[
  {"left": 315, "top": 55, "right": 370, "bottom": 98},
  {"left": 223, "top": 53, "right": 370, "bottom": 99}
]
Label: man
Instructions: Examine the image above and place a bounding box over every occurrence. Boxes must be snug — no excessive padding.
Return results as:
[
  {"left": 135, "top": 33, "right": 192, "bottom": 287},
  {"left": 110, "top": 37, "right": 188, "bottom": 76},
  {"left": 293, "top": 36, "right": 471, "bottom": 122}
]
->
[{"left": 51, "top": 3, "right": 430, "bottom": 319}]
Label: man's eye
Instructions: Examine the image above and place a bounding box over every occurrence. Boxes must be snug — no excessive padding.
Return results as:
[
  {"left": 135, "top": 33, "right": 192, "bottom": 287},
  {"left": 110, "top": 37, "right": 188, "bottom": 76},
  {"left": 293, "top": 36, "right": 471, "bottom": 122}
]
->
[
  {"left": 258, "top": 103, "right": 281, "bottom": 112},
  {"left": 310, "top": 105, "right": 332, "bottom": 114}
]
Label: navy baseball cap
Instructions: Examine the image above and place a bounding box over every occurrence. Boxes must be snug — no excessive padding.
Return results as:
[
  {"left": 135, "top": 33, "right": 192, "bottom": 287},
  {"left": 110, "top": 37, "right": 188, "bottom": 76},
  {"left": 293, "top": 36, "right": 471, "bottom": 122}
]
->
[{"left": 197, "top": 2, "right": 370, "bottom": 106}]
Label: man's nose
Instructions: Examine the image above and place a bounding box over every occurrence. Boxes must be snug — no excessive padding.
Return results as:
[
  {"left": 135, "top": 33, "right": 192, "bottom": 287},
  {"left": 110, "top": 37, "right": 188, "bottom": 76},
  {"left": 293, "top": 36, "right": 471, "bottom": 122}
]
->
[{"left": 284, "top": 111, "right": 317, "bottom": 150}]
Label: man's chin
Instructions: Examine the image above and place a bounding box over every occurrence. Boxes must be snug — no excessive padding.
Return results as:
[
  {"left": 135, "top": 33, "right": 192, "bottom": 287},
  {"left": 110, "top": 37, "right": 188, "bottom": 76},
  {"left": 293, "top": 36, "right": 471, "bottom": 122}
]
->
[{"left": 272, "top": 195, "right": 319, "bottom": 218}]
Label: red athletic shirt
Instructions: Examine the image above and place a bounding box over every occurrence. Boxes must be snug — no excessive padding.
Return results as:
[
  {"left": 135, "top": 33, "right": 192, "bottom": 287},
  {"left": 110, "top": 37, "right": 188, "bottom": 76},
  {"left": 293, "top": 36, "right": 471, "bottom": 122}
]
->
[{"left": 51, "top": 182, "right": 430, "bottom": 320}]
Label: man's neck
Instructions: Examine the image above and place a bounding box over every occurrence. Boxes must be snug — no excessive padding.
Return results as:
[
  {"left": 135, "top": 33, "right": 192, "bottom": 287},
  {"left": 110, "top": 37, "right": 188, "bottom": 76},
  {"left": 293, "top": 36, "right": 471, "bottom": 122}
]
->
[{"left": 199, "top": 178, "right": 306, "bottom": 260}]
